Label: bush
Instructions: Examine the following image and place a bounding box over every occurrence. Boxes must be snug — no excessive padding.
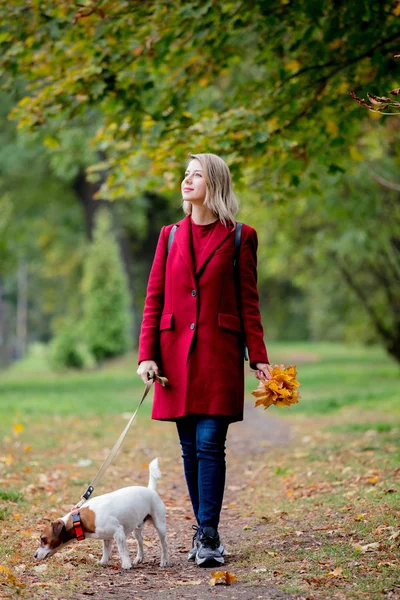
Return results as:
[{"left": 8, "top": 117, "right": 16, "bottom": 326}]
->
[
  {"left": 81, "top": 209, "right": 132, "bottom": 361},
  {"left": 49, "top": 325, "right": 96, "bottom": 370}
]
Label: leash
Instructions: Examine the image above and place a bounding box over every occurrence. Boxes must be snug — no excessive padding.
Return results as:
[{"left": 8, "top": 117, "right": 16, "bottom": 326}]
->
[{"left": 74, "top": 370, "right": 168, "bottom": 509}]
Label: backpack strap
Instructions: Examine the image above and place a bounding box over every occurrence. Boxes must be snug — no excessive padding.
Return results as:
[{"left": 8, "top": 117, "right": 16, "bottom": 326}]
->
[
  {"left": 233, "top": 222, "right": 242, "bottom": 267},
  {"left": 233, "top": 223, "right": 248, "bottom": 361},
  {"left": 167, "top": 225, "right": 177, "bottom": 253}
]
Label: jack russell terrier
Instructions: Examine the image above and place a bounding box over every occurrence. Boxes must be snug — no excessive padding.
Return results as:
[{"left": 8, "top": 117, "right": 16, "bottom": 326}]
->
[{"left": 34, "top": 458, "right": 169, "bottom": 570}]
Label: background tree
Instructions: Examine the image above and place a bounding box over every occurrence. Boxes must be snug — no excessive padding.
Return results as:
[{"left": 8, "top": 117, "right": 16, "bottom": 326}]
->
[
  {"left": 81, "top": 208, "right": 132, "bottom": 362},
  {"left": 0, "top": 0, "right": 399, "bottom": 363}
]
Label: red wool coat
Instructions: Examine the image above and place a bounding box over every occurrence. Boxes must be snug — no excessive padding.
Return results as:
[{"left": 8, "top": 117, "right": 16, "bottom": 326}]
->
[{"left": 138, "top": 215, "right": 269, "bottom": 422}]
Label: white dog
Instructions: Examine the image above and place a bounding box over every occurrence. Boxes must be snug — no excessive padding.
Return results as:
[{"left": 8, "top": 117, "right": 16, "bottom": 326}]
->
[{"left": 34, "top": 458, "right": 169, "bottom": 569}]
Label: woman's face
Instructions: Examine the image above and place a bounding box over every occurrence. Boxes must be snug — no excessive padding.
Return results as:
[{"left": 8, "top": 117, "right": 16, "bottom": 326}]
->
[{"left": 181, "top": 159, "right": 207, "bottom": 205}]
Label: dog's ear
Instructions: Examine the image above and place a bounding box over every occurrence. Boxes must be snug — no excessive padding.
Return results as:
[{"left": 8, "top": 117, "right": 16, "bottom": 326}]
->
[{"left": 52, "top": 520, "right": 66, "bottom": 538}]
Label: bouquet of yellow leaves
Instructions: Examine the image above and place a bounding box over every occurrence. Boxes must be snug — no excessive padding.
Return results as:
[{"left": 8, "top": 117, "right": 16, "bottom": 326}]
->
[{"left": 251, "top": 364, "right": 300, "bottom": 409}]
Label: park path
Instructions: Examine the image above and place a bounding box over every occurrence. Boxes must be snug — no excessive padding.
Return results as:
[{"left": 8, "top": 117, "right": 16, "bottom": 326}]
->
[{"left": 69, "top": 404, "right": 298, "bottom": 600}]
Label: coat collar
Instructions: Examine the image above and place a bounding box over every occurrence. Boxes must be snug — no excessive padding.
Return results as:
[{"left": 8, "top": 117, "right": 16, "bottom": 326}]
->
[{"left": 174, "top": 215, "right": 234, "bottom": 280}]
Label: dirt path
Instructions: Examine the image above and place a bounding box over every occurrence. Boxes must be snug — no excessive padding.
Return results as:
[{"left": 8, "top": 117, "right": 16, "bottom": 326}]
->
[{"left": 68, "top": 405, "right": 297, "bottom": 600}]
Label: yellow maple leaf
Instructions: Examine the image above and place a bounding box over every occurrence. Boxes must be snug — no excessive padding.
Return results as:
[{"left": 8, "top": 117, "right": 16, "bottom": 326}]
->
[
  {"left": 252, "top": 364, "right": 300, "bottom": 409},
  {"left": 210, "top": 571, "right": 237, "bottom": 586}
]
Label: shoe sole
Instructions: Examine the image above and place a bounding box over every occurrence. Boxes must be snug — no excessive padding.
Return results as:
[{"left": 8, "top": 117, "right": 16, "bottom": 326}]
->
[
  {"left": 188, "top": 544, "right": 225, "bottom": 561},
  {"left": 196, "top": 555, "right": 225, "bottom": 568},
  {"left": 189, "top": 544, "right": 224, "bottom": 562}
]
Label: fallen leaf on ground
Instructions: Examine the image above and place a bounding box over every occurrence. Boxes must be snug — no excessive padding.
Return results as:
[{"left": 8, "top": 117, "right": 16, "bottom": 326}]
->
[
  {"left": 175, "top": 580, "right": 202, "bottom": 586},
  {"left": 326, "top": 567, "right": 344, "bottom": 578},
  {"left": 0, "top": 565, "right": 26, "bottom": 588},
  {"left": 210, "top": 571, "right": 237, "bottom": 586},
  {"left": 354, "top": 542, "right": 380, "bottom": 553}
]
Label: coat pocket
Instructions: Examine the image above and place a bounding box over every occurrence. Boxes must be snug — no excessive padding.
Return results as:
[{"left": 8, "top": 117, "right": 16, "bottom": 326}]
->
[
  {"left": 217, "top": 313, "right": 241, "bottom": 333},
  {"left": 159, "top": 313, "right": 174, "bottom": 331}
]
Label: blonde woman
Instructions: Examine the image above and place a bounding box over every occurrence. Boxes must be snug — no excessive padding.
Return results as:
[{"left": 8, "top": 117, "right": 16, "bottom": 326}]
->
[{"left": 137, "top": 153, "right": 271, "bottom": 567}]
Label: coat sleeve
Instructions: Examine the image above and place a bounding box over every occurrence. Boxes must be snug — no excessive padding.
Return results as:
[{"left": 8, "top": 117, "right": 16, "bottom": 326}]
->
[
  {"left": 138, "top": 226, "right": 168, "bottom": 364},
  {"left": 238, "top": 226, "right": 269, "bottom": 368}
]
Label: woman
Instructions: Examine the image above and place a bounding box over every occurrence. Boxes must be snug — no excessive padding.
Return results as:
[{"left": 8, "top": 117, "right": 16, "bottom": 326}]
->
[{"left": 137, "top": 153, "right": 271, "bottom": 567}]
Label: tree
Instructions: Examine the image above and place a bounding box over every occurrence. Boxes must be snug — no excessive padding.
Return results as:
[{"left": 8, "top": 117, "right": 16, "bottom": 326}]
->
[
  {"left": 1, "top": 1, "right": 399, "bottom": 199},
  {"left": 81, "top": 208, "right": 132, "bottom": 361}
]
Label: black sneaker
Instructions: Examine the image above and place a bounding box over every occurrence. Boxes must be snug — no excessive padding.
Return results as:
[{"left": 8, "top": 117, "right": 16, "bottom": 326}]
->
[
  {"left": 195, "top": 526, "right": 225, "bottom": 567},
  {"left": 187, "top": 525, "right": 200, "bottom": 561}
]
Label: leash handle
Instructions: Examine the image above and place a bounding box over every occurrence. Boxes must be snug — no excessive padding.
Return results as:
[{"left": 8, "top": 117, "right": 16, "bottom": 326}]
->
[
  {"left": 147, "top": 370, "right": 168, "bottom": 387},
  {"left": 74, "top": 371, "right": 168, "bottom": 509}
]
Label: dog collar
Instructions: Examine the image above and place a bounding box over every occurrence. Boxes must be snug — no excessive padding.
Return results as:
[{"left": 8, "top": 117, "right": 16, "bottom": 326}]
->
[{"left": 71, "top": 509, "right": 85, "bottom": 541}]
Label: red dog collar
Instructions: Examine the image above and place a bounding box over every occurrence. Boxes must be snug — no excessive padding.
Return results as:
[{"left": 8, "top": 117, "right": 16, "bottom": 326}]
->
[{"left": 71, "top": 509, "right": 85, "bottom": 541}]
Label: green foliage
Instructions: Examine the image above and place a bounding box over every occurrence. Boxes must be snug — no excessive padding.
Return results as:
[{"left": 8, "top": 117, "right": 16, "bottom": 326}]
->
[
  {"left": 81, "top": 208, "right": 132, "bottom": 361},
  {"left": 0, "top": 1, "right": 398, "bottom": 199},
  {"left": 49, "top": 323, "right": 96, "bottom": 370}
]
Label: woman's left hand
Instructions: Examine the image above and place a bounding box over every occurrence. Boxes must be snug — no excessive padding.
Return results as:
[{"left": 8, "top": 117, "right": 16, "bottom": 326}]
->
[{"left": 254, "top": 362, "right": 272, "bottom": 381}]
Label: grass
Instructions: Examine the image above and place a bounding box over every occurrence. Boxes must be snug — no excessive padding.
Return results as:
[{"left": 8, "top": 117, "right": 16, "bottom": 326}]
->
[{"left": 0, "top": 341, "right": 399, "bottom": 599}]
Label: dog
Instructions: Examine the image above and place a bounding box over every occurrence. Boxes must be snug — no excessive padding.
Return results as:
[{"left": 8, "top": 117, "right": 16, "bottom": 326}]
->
[{"left": 34, "top": 458, "right": 169, "bottom": 570}]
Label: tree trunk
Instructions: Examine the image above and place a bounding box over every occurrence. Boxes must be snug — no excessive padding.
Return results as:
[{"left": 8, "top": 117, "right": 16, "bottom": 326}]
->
[
  {"left": 0, "top": 277, "right": 11, "bottom": 368},
  {"left": 16, "top": 260, "right": 28, "bottom": 359},
  {"left": 336, "top": 258, "right": 400, "bottom": 365}
]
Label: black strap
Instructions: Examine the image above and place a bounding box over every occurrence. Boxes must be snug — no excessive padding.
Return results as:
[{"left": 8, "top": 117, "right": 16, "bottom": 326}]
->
[
  {"left": 233, "top": 222, "right": 242, "bottom": 266},
  {"left": 233, "top": 223, "right": 248, "bottom": 361}
]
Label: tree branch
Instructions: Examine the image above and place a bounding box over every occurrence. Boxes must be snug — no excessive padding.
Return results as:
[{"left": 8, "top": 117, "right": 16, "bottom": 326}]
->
[
  {"left": 335, "top": 257, "right": 394, "bottom": 342},
  {"left": 368, "top": 168, "right": 400, "bottom": 192}
]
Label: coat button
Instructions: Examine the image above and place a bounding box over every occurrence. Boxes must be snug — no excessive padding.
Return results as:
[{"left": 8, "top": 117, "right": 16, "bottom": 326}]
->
[
  {"left": 190, "top": 322, "right": 195, "bottom": 330},
  {"left": 191, "top": 290, "right": 197, "bottom": 297}
]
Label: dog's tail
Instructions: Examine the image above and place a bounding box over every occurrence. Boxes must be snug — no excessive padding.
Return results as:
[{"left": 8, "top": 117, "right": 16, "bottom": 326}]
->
[{"left": 148, "top": 457, "right": 161, "bottom": 491}]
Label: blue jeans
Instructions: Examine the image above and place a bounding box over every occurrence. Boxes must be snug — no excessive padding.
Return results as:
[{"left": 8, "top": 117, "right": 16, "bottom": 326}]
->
[{"left": 176, "top": 415, "right": 229, "bottom": 530}]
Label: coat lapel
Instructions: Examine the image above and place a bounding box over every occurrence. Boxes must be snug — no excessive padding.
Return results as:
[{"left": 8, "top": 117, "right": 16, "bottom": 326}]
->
[
  {"left": 195, "top": 219, "right": 233, "bottom": 276},
  {"left": 174, "top": 216, "right": 195, "bottom": 285}
]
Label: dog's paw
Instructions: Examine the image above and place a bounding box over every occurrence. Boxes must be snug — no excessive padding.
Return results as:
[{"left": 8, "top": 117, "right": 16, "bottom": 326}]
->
[
  {"left": 121, "top": 562, "right": 133, "bottom": 570},
  {"left": 159, "top": 560, "right": 170, "bottom": 568},
  {"left": 133, "top": 556, "right": 143, "bottom": 565},
  {"left": 97, "top": 559, "right": 109, "bottom": 566}
]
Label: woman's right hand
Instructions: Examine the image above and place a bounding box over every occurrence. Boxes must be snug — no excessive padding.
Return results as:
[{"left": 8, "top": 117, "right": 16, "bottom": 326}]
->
[{"left": 137, "top": 360, "right": 160, "bottom": 384}]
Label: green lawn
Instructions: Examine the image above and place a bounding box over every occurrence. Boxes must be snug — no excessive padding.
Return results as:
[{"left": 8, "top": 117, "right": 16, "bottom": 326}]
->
[{"left": 2, "top": 341, "right": 398, "bottom": 423}]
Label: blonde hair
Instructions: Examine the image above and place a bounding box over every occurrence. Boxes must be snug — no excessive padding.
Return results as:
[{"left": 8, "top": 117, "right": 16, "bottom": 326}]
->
[{"left": 182, "top": 153, "right": 239, "bottom": 227}]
